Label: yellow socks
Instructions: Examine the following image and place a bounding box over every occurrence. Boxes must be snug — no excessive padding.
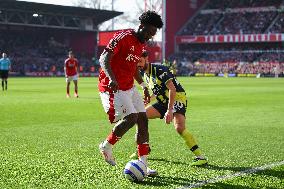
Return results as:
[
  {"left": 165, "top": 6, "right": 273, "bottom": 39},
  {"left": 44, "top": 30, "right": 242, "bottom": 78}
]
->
[{"left": 181, "top": 129, "right": 202, "bottom": 156}]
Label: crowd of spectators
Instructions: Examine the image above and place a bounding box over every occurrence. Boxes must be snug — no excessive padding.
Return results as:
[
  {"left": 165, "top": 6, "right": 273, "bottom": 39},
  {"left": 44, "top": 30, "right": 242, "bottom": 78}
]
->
[
  {"left": 180, "top": 0, "right": 283, "bottom": 36},
  {"left": 211, "top": 11, "right": 277, "bottom": 35},
  {"left": 268, "top": 12, "right": 284, "bottom": 33},
  {"left": 0, "top": 31, "right": 96, "bottom": 76},
  {"left": 170, "top": 54, "right": 284, "bottom": 76},
  {"left": 204, "top": 0, "right": 282, "bottom": 9},
  {"left": 174, "top": 0, "right": 284, "bottom": 77},
  {"left": 193, "top": 62, "right": 284, "bottom": 77},
  {"left": 177, "top": 43, "right": 284, "bottom": 62},
  {"left": 181, "top": 13, "right": 222, "bottom": 35}
]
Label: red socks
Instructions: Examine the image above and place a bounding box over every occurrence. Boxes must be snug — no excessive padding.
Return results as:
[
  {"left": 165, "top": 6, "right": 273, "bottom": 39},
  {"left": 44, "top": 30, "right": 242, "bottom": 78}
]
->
[
  {"left": 138, "top": 143, "right": 150, "bottom": 157},
  {"left": 107, "top": 132, "right": 120, "bottom": 145}
]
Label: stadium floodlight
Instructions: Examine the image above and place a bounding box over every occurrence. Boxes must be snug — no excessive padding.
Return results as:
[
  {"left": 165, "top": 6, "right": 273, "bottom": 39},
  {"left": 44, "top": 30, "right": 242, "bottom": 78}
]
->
[{"left": 32, "top": 13, "right": 39, "bottom": 17}]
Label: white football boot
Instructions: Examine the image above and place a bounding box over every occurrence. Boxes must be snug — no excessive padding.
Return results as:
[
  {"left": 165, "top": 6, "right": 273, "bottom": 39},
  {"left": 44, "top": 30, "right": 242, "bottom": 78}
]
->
[
  {"left": 99, "top": 142, "right": 116, "bottom": 166},
  {"left": 139, "top": 155, "right": 158, "bottom": 177}
]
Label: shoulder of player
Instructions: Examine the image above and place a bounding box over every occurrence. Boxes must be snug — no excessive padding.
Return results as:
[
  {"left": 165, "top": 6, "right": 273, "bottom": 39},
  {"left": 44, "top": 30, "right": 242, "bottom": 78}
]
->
[
  {"left": 153, "top": 64, "right": 169, "bottom": 72},
  {"left": 112, "top": 29, "right": 134, "bottom": 42},
  {"left": 154, "top": 64, "right": 173, "bottom": 79},
  {"left": 64, "top": 59, "right": 70, "bottom": 66}
]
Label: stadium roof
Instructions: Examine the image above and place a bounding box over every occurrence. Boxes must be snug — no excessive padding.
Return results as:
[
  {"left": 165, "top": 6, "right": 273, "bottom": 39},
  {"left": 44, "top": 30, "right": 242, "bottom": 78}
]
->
[{"left": 0, "top": 0, "right": 123, "bottom": 25}]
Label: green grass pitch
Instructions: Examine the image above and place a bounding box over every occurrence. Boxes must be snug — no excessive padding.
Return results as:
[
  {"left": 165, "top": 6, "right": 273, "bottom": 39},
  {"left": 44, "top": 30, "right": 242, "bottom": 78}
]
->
[{"left": 0, "top": 77, "right": 283, "bottom": 188}]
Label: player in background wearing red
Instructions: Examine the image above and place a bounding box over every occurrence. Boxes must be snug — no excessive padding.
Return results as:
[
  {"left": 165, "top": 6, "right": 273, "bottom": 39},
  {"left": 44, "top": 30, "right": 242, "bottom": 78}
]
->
[
  {"left": 98, "top": 11, "right": 163, "bottom": 176},
  {"left": 64, "top": 51, "right": 79, "bottom": 98}
]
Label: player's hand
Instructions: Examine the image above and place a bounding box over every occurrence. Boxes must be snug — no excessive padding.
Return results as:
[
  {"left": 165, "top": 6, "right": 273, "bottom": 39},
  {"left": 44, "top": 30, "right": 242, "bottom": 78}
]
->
[
  {"left": 164, "top": 109, "right": 173, "bottom": 124},
  {"left": 143, "top": 87, "right": 151, "bottom": 105},
  {"left": 108, "top": 80, "right": 119, "bottom": 93}
]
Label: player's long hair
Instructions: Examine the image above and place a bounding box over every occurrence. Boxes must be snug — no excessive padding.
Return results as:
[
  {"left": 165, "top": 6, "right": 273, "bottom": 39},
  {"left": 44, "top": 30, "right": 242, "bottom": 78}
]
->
[{"left": 139, "top": 10, "right": 163, "bottom": 29}]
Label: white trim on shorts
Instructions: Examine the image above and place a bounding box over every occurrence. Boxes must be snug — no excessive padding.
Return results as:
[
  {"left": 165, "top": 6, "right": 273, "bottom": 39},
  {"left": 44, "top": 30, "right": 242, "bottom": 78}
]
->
[
  {"left": 66, "top": 74, "right": 78, "bottom": 82},
  {"left": 99, "top": 86, "right": 145, "bottom": 123}
]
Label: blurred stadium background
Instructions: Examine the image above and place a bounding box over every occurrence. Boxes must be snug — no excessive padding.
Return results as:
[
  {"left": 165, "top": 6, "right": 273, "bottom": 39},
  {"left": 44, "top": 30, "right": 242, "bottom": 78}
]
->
[{"left": 1, "top": 0, "right": 283, "bottom": 78}]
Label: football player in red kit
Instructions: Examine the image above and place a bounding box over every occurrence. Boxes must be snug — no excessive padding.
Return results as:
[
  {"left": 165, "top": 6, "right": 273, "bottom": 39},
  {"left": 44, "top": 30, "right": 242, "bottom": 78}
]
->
[
  {"left": 64, "top": 51, "right": 79, "bottom": 98},
  {"left": 98, "top": 11, "right": 163, "bottom": 176}
]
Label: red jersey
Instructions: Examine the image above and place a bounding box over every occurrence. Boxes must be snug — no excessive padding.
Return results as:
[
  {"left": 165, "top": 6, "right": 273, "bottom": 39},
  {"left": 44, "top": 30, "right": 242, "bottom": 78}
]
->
[
  {"left": 65, "top": 58, "right": 78, "bottom": 76},
  {"left": 98, "top": 29, "right": 145, "bottom": 92}
]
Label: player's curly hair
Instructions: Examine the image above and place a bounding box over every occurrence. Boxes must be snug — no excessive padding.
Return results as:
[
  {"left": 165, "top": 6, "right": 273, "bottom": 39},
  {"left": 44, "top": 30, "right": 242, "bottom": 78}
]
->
[
  {"left": 141, "top": 51, "right": 148, "bottom": 57},
  {"left": 139, "top": 10, "right": 163, "bottom": 29}
]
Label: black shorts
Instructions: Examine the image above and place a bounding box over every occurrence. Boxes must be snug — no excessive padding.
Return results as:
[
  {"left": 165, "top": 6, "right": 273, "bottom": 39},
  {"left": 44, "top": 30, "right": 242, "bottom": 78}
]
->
[
  {"left": 152, "top": 100, "right": 187, "bottom": 119},
  {"left": 0, "top": 70, "right": 9, "bottom": 79}
]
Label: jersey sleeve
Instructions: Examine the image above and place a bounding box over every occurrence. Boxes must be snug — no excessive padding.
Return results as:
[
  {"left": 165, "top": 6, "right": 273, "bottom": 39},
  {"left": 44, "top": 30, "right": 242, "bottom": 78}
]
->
[{"left": 156, "top": 66, "right": 174, "bottom": 84}]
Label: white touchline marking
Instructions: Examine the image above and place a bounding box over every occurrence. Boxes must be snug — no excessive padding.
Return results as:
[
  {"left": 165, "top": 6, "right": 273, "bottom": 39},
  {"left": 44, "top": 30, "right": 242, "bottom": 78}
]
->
[{"left": 178, "top": 160, "right": 284, "bottom": 189}]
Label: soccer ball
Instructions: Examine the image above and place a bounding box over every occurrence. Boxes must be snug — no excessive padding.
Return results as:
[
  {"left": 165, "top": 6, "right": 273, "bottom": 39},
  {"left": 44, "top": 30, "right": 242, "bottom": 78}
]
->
[{"left": 123, "top": 160, "right": 147, "bottom": 182}]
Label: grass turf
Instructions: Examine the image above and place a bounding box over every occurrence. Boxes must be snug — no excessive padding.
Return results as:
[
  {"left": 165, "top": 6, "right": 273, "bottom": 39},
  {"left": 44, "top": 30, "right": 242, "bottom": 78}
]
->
[{"left": 0, "top": 77, "right": 283, "bottom": 188}]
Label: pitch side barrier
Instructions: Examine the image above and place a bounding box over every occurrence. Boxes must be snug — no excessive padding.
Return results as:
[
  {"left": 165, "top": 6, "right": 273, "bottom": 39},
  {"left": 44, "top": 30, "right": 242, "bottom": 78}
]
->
[
  {"left": 194, "top": 73, "right": 284, "bottom": 77},
  {"left": 10, "top": 72, "right": 99, "bottom": 77}
]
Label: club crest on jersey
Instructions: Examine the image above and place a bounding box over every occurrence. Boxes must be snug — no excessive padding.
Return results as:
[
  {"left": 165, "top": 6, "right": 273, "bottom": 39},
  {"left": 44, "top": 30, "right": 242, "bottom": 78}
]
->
[
  {"left": 126, "top": 53, "right": 140, "bottom": 62},
  {"left": 159, "top": 72, "right": 167, "bottom": 79},
  {"left": 130, "top": 46, "right": 135, "bottom": 51}
]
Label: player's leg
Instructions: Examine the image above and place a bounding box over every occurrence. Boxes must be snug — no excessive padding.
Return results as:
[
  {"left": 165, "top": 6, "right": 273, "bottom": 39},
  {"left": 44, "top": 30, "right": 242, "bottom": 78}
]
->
[
  {"left": 73, "top": 80, "right": 78, "bottom": 98},
  {"left": 136, "top": 112, "right": 149, "bottom": 161},
  {"left": 99, "top": 89, "right": 138, "bottom": 166},
  {"left": 66, "top": 77, "right": 71, "bottom": 98},
  {"left": 0, "top": 71, "right": 4, "bottom": 91},
  {"left": 4, "top": 79, "right": 7, "bottom": 90},
  {"left": 130, "top": 103, "right": 163, "bottom": 159},
  {"left": 133, "top": 87, "right": 157, "bottom": 176},
  {"left": 73, "top": 75, "right": 78, "bottom": 97},
  {"left": 136, "top": 112, "right": 157, "bottom": 176},
  {"left": 146, "top": 105, "right": 162, "bottom": 119},
  {"left": 173, "top": 113, "right": 207, "bottom": 166},
  {"left": 3, "top": 71, "right": 8, "bottom": 90},
  {"left": 100, "top": 113, "right": 138, "bottom": 166}
]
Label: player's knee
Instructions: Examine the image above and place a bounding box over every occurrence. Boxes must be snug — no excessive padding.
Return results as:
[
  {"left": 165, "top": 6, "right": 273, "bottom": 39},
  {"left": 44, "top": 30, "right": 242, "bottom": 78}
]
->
[
  {"left": 138, "top": 112, "right": 148, "bottom": 122},
  {"left": 125, "top": 113, "right": 138, "bottom": 126},
  {"left": 175, "top": 125, "right": 185, "bottom": 135},
  {"left": 113, "top": 113, "right": 138, "bottom": 137}
]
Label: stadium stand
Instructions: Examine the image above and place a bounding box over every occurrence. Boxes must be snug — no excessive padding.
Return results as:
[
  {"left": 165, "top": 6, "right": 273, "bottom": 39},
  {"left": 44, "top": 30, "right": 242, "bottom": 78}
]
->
[
  {"left": 172, "top": 0, "right": 284, "bottom": 77},
  {"left": 0, "top": 0, "right": 121, "bottom": 76}
]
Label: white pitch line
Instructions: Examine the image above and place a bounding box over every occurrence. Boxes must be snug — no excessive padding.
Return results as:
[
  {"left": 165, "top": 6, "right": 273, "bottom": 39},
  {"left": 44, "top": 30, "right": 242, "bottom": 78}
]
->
[{"left": 178, "top": 160, "right": 284, "bottom": 189}]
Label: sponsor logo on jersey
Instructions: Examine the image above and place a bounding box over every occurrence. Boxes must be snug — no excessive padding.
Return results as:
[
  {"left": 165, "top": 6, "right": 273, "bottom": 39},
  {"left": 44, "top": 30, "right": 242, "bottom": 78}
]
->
[{"left": 126, "top": 53, "right": 140, "bottom": 62}]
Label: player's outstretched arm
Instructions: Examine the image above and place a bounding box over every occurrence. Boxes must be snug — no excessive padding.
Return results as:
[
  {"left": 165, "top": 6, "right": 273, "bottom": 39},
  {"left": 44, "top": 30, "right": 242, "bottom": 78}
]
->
[
  {"left": 164, "top": 80, "right": 176, "bottom": 124},
  {"left": 64, "top": 66, "right": 67, "bottom": 77},
  {"left": 134, "top": 67, "right": 150, "bottom": 104},
  {"left": 99, "top": 50, "right": 118, "bottom": 92}
]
